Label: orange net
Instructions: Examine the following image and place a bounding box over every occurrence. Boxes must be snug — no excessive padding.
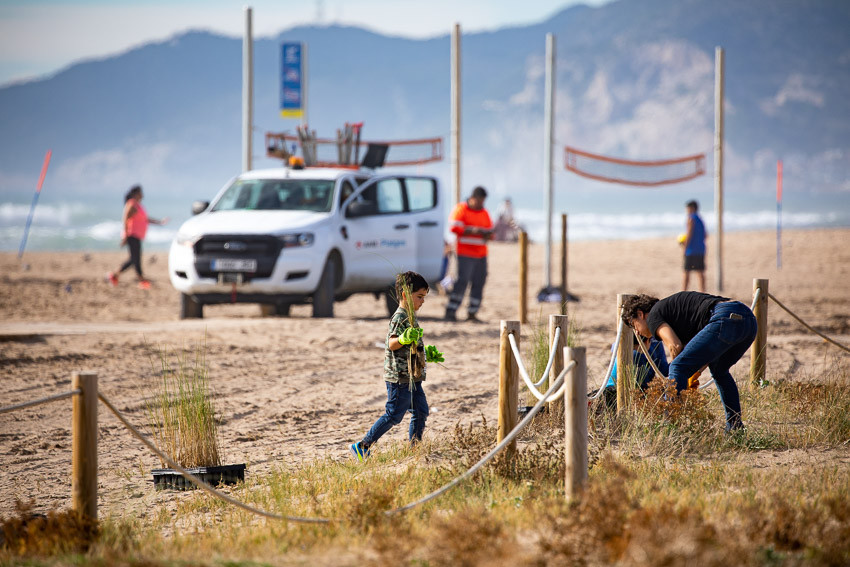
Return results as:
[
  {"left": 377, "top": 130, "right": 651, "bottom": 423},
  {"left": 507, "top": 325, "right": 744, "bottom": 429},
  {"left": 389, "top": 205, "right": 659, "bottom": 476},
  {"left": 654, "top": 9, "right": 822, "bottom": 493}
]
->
[{"left": 564, "top": 146, "right": 706, "bottom": 187}]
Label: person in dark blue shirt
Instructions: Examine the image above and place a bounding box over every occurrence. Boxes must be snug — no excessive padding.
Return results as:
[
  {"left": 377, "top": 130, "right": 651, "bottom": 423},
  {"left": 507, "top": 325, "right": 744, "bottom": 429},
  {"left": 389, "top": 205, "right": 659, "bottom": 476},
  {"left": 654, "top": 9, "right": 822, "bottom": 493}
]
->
[{"left": 682, "top": 199, "right": 706, "bottom": 292}]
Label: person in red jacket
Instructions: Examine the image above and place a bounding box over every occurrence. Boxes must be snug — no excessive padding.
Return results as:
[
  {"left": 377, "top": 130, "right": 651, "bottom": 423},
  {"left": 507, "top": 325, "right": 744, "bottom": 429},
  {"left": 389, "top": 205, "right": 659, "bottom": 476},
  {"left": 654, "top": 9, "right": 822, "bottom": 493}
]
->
[{"left": 444, "top": 186, "right": 493, "bottom": 322}]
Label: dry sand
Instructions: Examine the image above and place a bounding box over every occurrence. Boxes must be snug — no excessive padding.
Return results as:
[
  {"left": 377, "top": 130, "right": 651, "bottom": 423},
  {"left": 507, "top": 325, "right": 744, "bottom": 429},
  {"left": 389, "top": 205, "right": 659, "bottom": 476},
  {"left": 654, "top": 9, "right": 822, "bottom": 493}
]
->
[{"left": 1, "top": 228, "right": 849, "bottom": 519}]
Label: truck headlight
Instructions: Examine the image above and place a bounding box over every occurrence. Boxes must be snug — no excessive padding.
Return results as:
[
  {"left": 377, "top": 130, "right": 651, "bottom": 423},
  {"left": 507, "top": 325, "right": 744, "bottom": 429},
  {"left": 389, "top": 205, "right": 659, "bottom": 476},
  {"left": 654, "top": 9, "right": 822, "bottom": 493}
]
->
[
  {"left": 279, "top": 233, "right": 314, "bottom": 248},
  {"left": 175, "top": 233, "right": 198, "bottom": 247}
]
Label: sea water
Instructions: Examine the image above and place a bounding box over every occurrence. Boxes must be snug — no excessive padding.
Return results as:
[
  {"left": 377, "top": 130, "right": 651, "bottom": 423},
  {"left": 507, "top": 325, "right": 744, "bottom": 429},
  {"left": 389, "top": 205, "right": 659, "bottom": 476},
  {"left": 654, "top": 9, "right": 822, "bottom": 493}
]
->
[{"left": 2, "top": 198, "right": 846, "bottom": 253}]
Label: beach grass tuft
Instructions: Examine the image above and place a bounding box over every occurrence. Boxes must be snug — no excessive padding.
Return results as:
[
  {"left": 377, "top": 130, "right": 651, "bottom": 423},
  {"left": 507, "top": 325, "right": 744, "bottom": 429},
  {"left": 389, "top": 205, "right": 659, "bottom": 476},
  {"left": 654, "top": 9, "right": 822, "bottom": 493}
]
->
[{"left": 144, "top": 337, "right": 222, "bottom": 469}]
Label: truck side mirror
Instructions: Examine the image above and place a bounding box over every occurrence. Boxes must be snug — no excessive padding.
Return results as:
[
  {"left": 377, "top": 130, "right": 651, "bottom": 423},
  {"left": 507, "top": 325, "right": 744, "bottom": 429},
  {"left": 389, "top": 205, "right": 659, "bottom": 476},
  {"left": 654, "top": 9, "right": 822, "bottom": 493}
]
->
[
  {"left": 346, "top": 201, "right": 375, "bottom": 218},
  {"left": 192, "top": 201, "right": 209, "bottom": 215}
]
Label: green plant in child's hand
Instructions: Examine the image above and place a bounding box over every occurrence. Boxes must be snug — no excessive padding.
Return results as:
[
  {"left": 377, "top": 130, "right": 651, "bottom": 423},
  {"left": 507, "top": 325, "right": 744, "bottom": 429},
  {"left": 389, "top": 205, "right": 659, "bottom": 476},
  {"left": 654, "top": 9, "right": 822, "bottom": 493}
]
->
[
  {"left": 399, "top": 327, "right": 423, "bottom": 345},
  {"left": 425, "top": 344, "right": 444, "bottom": 363}
]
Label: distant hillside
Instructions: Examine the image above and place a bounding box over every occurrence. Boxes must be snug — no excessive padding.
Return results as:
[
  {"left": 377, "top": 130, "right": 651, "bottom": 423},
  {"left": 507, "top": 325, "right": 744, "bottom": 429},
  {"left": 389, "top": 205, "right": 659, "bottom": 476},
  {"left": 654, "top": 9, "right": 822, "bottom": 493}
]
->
[{"left": 0, "top": 0, "right": 848, "bottom": 216}]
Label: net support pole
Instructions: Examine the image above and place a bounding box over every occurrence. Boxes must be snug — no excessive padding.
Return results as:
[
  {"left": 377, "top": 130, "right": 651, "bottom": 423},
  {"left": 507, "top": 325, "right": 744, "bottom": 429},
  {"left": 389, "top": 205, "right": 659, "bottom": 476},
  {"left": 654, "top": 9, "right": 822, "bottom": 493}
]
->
[
  {"left": 451, "top": 23, "right": 462, "bottom": 206},
  {"left": 72, "top": 371, "right": 98, "bottom": 522},
  {"left": 519, "top": 231, "right": 528, "bottom": 324},
  {"left": 543, "top": 33, "right": 556, "bottom": 287},
  {"left": 564, "top": 346, "right": 587, "bottom": 501},
  {"left": 560, "top": 213, "right": 568, "bottom": 315},
  {"left": 714, "top": 46, "right": 725, "bottom": 292},
  {"left": 616, "top": 294, "right": 635, "bottom": 414},
  {"left": 548, "top": 314, "right": 568, "bottom": 416},
  {"left": 241, "top": 6, "right": 253, "bottom": 173},
  {"left": 498, "top": 320, "right": 520, "bottom": 458},
  {"left": 749, "top": 279, "right": 769, "bottom": 387}
]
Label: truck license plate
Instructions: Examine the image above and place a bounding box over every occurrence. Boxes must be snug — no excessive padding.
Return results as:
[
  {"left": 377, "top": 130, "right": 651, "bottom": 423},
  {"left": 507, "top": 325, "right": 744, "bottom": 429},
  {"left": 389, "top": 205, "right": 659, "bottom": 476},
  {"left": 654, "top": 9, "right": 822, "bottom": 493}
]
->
[{"left": 211, "top": 258, "right": 257, "bottom": 272}]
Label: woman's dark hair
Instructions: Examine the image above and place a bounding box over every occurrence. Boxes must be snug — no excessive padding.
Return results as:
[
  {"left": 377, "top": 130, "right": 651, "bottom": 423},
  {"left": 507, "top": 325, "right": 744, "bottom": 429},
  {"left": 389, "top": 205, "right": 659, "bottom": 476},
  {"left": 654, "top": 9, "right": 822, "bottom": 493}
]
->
[
  {"left": 125, "top": 185, "right": 142, "bottom": 202},
  {"left": 621, "top": 294, "right": 659, "bottom": 326},
  {"left": 395, "top": 271, "right": 429, "bottom": 300}
]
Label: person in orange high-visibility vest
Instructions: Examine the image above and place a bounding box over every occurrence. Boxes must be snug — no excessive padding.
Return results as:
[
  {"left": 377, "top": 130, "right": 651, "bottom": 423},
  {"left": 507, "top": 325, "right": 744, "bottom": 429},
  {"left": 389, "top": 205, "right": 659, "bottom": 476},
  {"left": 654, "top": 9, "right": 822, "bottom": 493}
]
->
[{"left": 444, "top": 186, "right": 493, "bottom": 322}]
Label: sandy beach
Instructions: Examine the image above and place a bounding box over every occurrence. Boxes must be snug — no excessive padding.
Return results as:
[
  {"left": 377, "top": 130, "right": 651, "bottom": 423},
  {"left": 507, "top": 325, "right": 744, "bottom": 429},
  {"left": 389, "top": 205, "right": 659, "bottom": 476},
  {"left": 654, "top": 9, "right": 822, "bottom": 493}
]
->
[{"left": 1, "top": 227, "right": 849, "bottom": 519}]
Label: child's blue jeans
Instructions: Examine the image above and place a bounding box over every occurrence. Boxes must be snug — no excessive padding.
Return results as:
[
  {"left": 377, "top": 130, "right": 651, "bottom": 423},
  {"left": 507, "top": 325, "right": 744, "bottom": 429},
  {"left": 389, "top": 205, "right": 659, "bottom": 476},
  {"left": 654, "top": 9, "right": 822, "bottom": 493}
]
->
[
  {"left": 668, "top": 300, "right": 757, "bottom": 429},
  {"left": 362, "top": 381, "right": 429, "bottom": 448}
]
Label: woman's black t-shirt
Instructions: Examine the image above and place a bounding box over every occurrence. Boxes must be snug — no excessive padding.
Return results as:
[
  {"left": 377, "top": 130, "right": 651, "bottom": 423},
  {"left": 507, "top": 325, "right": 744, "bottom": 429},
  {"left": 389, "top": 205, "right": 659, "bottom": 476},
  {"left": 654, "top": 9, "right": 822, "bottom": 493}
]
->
[{"left": 647, "top": 291, "right": 729, "bottom": 346}]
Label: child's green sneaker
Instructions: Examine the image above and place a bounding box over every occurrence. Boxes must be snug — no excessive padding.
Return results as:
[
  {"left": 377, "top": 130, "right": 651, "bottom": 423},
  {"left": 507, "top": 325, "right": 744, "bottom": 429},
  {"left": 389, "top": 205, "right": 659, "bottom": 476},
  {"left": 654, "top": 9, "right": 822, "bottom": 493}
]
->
[{"left": 350, "top": 442, "right": 370, "bottom": 462}]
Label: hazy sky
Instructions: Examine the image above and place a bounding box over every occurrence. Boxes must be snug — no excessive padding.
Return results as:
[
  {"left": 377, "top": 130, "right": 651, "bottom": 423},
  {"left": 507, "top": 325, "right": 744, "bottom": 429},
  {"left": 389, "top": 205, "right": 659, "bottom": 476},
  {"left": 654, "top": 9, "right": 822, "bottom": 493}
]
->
[{"left": 0, "top": 0, "right": 609, "bottom": 86}]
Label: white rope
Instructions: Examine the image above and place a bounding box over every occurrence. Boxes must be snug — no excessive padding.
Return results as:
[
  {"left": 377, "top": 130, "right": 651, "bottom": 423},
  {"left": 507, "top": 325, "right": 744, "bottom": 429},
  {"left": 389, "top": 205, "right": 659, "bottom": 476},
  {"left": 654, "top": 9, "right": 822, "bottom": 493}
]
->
[
  {"left": 387, "top": 360, "right": 575, "bottom": 515},
  {"left": 507, "top": 332, "right": 569, "bottom": 401},
  {"left": 589, "top": 318, "right": 624, "bottom": 400},
  {"left": 0, "top": 389, "right": 80, "bottom": 415},
  {"left": 98, "top": 392, "right": 330, "bottom": 524},
  {"left": 535, "top": 326, "right": 562, "bottom": 388}
]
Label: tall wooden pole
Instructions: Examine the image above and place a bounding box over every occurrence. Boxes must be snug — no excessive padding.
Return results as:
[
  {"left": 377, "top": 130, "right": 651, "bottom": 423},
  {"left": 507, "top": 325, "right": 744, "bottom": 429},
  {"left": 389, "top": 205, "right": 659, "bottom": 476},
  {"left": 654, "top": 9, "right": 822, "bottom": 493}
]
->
[
  {"left": 560, "top": 213, "right": 568, "bottom": 315},
  {"left": 564, "top": 346, "right": 587, "bottom": 500},
  {"left": 750, "top": 278, "right": 769, "bottom": 386},
  {"left": 519, "top": 231, "right": 528, "bottom": 324},
  {"left": 451, "top": 23, "right": 462, "bottom": 206},
  {"left": 72, "top": 371, "right": 98, "bottom": 521},
  {"left": 543, "top": 33, "right": 556, "bottom": 287},
  {"left": 498, "top": 320, "right": 520, "bottom": 458},
  {"left": 241, "top": 6, "right": 253, "bottom": 173},
  {"left": 714, "top": 46, "right": 725, "bottom": 292},
  {"left": 549, "top": 314, "right": 568, "bottom": 416},
  {"left": 616, "top": 294, "right": 635, "bottom": 414}
]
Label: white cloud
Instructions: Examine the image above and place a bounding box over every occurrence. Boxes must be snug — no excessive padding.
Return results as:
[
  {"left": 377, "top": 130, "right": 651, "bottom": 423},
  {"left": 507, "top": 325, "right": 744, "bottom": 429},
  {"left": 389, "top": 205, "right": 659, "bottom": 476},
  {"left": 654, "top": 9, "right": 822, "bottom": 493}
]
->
[
  {"left": 759, "top": 74, "right": 825, "bottom": 116},
  {"left": 508, "top": 54, "right": 545, "bottom": 107},
  {"left": 53, "top": 142, "right": 176, "bottom": 195}
]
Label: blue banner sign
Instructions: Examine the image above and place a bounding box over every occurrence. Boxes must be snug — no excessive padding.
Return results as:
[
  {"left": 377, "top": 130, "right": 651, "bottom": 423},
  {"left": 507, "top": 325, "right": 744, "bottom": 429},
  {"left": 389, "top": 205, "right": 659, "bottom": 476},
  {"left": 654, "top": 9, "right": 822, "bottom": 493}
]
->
[{"left": 280, "top": 42, "right": 304, "bottom": 118}]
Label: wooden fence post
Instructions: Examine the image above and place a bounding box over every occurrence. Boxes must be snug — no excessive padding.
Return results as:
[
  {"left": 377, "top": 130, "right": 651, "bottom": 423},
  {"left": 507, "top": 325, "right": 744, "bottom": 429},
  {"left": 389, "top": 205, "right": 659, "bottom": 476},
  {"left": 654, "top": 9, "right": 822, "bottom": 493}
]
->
[
  {"left": 564, "top": 346, "right": 587, "bottom": 500},
  {"left": 750, "top": 278, "right": 769, "bottom": 386},
  {"left": 72, "top": 371, "right": 98, "bottom": 522},
  {"left": 519, "top": 231, "right": 528, "bottom": 324},
  {"left": 560, "top": 214, "right": 568, "bottom": 316},
  {"left": 616, "top": 294, "right": 635, "bottom": 414},
  {"left": 548, "top": 314, "right": 568, "bottom": 416},
  {"left": 498, "top": 320, "right": 520, "bottom": 457}
]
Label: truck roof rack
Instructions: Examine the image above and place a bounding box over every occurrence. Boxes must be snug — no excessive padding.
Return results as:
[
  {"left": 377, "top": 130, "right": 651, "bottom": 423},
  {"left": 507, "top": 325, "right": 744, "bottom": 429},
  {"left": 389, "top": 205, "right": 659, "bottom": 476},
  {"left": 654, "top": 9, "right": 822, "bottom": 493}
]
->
[{"left": 266, "top": 123, "right": 442, "bottom": 169}]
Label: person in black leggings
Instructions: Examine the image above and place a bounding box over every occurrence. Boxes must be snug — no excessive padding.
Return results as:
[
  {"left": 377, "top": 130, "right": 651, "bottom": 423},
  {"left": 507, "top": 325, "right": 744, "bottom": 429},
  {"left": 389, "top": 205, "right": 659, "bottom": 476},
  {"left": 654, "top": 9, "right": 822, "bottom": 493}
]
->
[{"left": 107, "top": 185, "right": 167, "bottom": 289}]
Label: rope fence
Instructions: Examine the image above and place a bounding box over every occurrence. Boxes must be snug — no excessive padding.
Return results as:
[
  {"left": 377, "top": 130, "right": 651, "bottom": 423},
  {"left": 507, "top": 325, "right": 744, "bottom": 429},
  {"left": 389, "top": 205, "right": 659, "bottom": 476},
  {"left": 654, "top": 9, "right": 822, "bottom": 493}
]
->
[
  {"left": 1, "top": 352, "right": 583, "bottom": 524},
  {"left": 768, "top": 292, "right": 850, "bottom": 354},
  {"left": 97, "top": 392, "right": 330, "bottom": 524},
  {"left": 388, "top": 363, "right": 571, "bottom": 514},
  {"left": 507, "top": 329, "right": 569, "bottom": 402},
  {"left": 0, "top": 389, "right": 80, "bottom": 415},
  {"left": 6, "top": 282, "right": 842, "bottom": 526}
]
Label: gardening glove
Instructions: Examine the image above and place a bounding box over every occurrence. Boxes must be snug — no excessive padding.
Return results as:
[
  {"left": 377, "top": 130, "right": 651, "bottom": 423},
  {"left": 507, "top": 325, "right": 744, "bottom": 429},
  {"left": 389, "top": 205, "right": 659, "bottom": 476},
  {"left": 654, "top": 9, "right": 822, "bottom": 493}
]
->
[
  {"left": 398, "top": 327, "right": 423, "bottom": 345},
  {"left": 688, "top": 371, "right": 702, "bottom": 389},
  {"left": 425, "top": 344, "right": 444, "bottom": 363}
]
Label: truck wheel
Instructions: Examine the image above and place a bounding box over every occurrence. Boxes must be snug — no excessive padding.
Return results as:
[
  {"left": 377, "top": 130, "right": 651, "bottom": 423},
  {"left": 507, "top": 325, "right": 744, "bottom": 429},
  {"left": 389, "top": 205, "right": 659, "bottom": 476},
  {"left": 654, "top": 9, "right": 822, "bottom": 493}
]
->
[
  {"left": 180, "top": 293, "right": 203, "bottom": 319},
  {"left": 384, "top": 287, "right": 399, "bottom": 316},
  {"left": 312, "top": 258, "right": 337, "bottom": 318},
  {"left": 261, "top": 302, "right": 291, "bottom": 317}
]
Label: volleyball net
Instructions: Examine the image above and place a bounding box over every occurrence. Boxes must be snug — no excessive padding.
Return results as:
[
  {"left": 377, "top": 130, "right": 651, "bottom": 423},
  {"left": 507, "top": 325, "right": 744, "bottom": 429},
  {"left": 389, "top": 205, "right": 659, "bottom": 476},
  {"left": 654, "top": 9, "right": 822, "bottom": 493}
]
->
[{"left": 564, "top": 146, "right": 706, "bottom": 187}]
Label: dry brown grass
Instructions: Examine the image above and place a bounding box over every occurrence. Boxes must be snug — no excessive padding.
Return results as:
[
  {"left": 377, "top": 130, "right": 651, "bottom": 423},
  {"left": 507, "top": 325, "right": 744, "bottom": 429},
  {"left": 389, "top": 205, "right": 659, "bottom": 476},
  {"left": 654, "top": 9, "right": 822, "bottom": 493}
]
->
[{"left": 0, "top": 500, "right": 98, "bottom": 558}]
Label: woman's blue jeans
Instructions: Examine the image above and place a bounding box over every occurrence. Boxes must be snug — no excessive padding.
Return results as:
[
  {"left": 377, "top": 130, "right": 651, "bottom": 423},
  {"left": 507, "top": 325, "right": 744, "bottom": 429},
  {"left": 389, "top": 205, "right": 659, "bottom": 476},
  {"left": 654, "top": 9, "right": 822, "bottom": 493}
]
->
[
  {"left": 362, "top": 381, "right": 429, "bottom": 448},
  {"left": 668, "top": 301, "right": 757, "bottom": 429}
]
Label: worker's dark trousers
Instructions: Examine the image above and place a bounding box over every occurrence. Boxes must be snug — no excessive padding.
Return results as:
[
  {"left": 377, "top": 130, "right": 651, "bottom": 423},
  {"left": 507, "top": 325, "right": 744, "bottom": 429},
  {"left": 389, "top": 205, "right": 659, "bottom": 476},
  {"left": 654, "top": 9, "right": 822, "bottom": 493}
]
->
[{"left": 445, "top": 255, "right": 487, "bottom": 317}]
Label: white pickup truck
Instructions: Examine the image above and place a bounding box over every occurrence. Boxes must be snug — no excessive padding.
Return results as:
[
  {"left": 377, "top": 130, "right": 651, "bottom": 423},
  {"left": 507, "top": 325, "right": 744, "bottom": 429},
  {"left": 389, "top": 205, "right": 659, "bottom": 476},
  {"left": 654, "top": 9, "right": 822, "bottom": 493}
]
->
[{"left": 168, "top": 166, "right": 444, "bottom": 318}]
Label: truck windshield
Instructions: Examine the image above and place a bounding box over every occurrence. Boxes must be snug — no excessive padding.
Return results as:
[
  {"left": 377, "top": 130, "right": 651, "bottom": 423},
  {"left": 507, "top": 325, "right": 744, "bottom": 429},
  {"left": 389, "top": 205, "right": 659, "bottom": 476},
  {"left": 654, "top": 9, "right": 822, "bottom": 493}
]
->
[{"left": 211, "top": 179, "right": 335, "bottom": 213}]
